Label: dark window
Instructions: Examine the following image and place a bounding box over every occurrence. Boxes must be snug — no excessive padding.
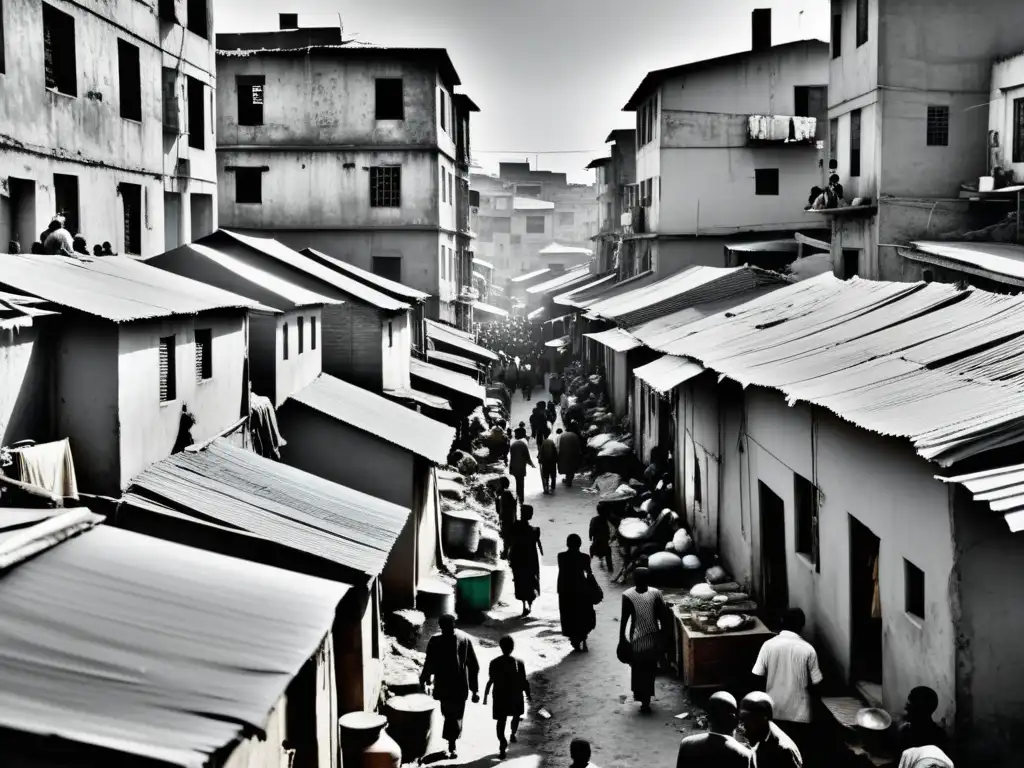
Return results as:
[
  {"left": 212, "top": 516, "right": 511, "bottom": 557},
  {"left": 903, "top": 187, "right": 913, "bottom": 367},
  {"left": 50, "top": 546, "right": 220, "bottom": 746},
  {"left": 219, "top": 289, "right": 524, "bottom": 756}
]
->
[
  {"left": 794, "top": 474, "right": 820, "bottom": 568},
  {"left": 795, "top": 85, "right": 828, "bottom": 139},
  {"left": 441, "top": 168, "right": 446, "bottom": 203},
  {"left": 298, "top": 316, "right": 304, "bottom": 354},
  {"left": 195, "top": 328, "right": 212, "bottom": 381},
  {"left": 516, "top": 184, "right": 541, "bottom": 197},
  {"left": 282, "top": 322, "right": 289, "bottom": 360},
  {"left": 158, "top": 0, "right": 176, "bottom": 23},
  {"left": 53, "top": 173, "right": 79, "bottom": 237},
  {"left": 159, "top": 335, "right": 176, "bottom": 402},
  {"left": 119, "top": 183, "right": 142, "bottom": 255},
  {"left": 370, "top": 166, "right": 401, "bottom": 207},
  {"left": 829, "top": 118, "right": 839, "bottom": 163},
  {"left": 162, "top": 67, "right": 179, "bottom": 132},
  {"left": 831, "top": 12, "right": 842, "bottom": 59},
  {"left": 755, "top": 168, "right": 780, "bottom": 196},
  {"left": 856, "top": 0, "right": 869, "bottom": 47},
  {"left": 469, "top": 189, "right": 480, "bottom": 207},
  {"left": 842, "top": 249, "right": 860, "bottom": 279},
  {"left": 310, "top": 317, "right": 317, "bottom": 350},
  {"left": 43, "top": 3, "right": 77, "bottom": 96},
  {"left": 234, "top": 168, "right": 262, "bottom": 204},
  {"left": 388, "top": 321, "right": 394, "bottom": 348},
  {"left": 448, "top": 172, "right": 453, "bottom": 205},
  {"left": 850, "top": 108, "right": 862, "bottom": 177},
  {"left": 439, "top": 89, "right": 447, "bottom": 131},
  {"left": 904, "top": 559, "right": 925, "bottom": 620},
  {"left": 117, "top": 40, "right": 142, "bottom": 121},
  {"left": 372, "top": 256, "right": 402, "bottom": 283},
  {"left": 237, "top": 75, "right": 265, "bottom": 126},
  {"left": 1014, "top": 98, "right": 1024, "bottom": 163},
  {"left": 187, "top": 75, "right": 205, "bottom": 150},
  {"left": 186, "top": 0, "right": 208, "bottom": 39},
  {"left": 0, "top": 0, "right": 6, "bottom": 74},
  {"left": 694, "top": 457, "right": 702, "bottom": 505},
  {"left": 375, "top": 78, "right": 404, "bottom": 120},
  {"left": 526, "top": 216, "right": 545, "bottom": 234},
  {"left": 927, "top": 105, "right": 949, "bottom": 146}
]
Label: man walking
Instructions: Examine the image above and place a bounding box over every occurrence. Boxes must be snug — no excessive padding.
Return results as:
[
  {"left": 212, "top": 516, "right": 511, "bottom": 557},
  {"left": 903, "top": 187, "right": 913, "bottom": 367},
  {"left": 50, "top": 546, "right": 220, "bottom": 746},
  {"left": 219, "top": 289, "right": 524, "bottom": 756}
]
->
[
  {"left": 739, "top": 692, "right": 802, "bottom": 768},
  {"left": 420, "top": 614, "right": 480, "bottom": 760},
  {"left": 675, "top": 691, "right": 750, "bottom": 768},
  {"left": 557, "top": 427, "right": 582, "bottom": 487},
  {"left": 539, "top": 431, "right": 558, "bottom": 495},
  {"left": 508, "top": 427, "right": 535, "bottom": 503},
  {"left": 751, "top": 609, "right": 822, "bottom": 761},
  {"left": 483, "top": 635, "right": 531, "bottom": 759}
]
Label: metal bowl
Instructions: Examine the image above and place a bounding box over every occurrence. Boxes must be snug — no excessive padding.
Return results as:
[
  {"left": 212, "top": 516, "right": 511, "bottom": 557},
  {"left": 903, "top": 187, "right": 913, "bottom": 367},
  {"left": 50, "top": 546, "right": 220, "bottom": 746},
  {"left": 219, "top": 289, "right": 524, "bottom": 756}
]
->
[{"left": 855, "top": 707, "right": 892, "bottom": 732}]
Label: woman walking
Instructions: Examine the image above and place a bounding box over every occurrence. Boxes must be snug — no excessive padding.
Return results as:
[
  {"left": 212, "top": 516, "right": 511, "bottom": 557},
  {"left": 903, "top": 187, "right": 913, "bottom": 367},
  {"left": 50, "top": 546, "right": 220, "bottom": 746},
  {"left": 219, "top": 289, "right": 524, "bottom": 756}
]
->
[
  {"left": 508, "top": 505, "right": 543, "bottom": 616},
  {"left": 557, "top": 534, "right": 597, "bottom": 652},
  {"left": 483, "top": 635, "right": 531, "bottom": 759},
  {"left": 508, "top": 427, "right": 534, "bottom": 503},
  {"left": 618, "top": 567, "right": 667, "bottom": 713},
  {"left": 589, "top": 512, "right": 614, "bottom": 571}
]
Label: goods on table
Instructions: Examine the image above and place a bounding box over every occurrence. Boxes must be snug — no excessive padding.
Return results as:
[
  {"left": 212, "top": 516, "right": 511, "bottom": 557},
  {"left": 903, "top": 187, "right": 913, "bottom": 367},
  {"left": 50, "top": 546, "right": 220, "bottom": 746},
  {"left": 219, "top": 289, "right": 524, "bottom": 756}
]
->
[
  {"left": 690, "top": 583, "right": 716, "bottom": 598},
  {"left": 648, "top": 551, "right": 685, "bottom": 583}
]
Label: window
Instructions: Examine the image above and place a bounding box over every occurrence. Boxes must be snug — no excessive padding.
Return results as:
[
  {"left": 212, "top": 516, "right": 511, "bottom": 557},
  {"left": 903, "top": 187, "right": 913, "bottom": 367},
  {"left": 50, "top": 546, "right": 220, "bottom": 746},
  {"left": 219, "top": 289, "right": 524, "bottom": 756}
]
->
[
  {"left": 159, "top": 335, "right": 176, "bottom": 402},
  {"left": 794, "top": 474, "right": 819, "bottom": 568},
  {"left": 831, "top": 12, "right": 842, "bottom": 59},
  {"left": 186, "top": 75, "right": 205, "bottom": 150},
  {"left": 234, "top": 168, "right": 263, "bottom": 204},
  {"left": 927, "top": 106, "right": 949, "bottom": 147},
  {"left": 448, "top": 172, "right": 453, "bottom": 205},
  {"left": 842, "top": 249, "right": 860, "bottom": 279},
  {"left": 310, "top": 316, "right": 317, "bottom": 349},
  {"left": 829, "top": 117, "right": 839, "bottom": 164},
  {"left": 440, "top": 245, "right": 446, "bottom": 279},
  {"left": 439, "top": 89, "right": 447, "bottom": 132},
  {"left": 516, "top": 184, "right": 541, "bottom": 197},
  {"left": 53, "top": 173, "right": 79, "bottom": 237},
  {"left": 237, "top": 75, "right": 264, "bottom": 126},
  {"left": 158, "top": 0, "right": 176, "bottom": 23},
  {"left": 904, "top": 558, "right": 925, "bottom": 620},
  {"left": 372, "top": 256, "right": 402, "bottom": 283},
  {"left": 526, "top": 216, "right": 545, "bottom": 234},
  {"left": 795, "top": 86, "right": 827, "bottom": 132},
  {"left": 856, "top": 0, "right": 869, "bottom": 47},
  {"left": 755, "top": 168, "right": 780, "bottom": 196},
  {"left": 558, "top": 211, "right": 575, "bottom": 226},
  {"left": 297, "top": 316, "right": 305, "bottom": 354},
  {"left": 195, "top": 329, "right": 212, "bottom": 381},
  {"left": 1014, "top": 98, "right": 1024, "bottom": 163},
  {"left": 282, "top": 322, "right": 289, "bottom": 360},
  {"left": 186, "top": 0, "right": 208, "bottom": 39},
  {"left": 119, "top": 183, "right": 142, "bottom": 255},
  {"left": 370, "top": 166, "right": 401, "bottom": 207},
  {"left": 43, "top": 4, "right": 77, "bottom": 96},
  {"left": 849, "top": 108, "right": 862, "bottom": 177},
  {"left": 117, "top": 39, "right": 141, "bottom": 121},
  {"left": 388, "top": 321, "right": 394, "bottom": 348},
  {"left": 375, "top": 78, "right": 404, "bottom": 120},
  {"left": 441, "top": 168, "right": 446, "bottom": 203}
]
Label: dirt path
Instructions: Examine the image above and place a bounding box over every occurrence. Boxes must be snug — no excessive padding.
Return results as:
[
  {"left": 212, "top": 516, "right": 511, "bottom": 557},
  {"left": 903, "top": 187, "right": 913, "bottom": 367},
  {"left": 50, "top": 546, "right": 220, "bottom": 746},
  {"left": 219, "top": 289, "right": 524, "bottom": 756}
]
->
[{"left": 424, "top": 393, "right": 702, "bottom": 768}]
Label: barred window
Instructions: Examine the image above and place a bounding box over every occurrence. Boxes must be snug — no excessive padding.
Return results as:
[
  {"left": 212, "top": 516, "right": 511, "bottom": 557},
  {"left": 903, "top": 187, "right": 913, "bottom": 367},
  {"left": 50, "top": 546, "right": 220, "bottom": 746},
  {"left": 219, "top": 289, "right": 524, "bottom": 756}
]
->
[
  {"left": 927, "top": 106, "right": 949, "bottom": 147},
  {"left": 370, "top": 166, "right": 401, "bottom": 208}
]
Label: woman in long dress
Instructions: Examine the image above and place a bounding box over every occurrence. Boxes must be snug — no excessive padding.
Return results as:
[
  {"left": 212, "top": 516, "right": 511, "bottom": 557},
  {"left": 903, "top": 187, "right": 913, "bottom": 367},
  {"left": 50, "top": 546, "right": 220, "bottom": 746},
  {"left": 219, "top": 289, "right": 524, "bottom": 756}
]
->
[
  {"left": 508, "top": 505, "right": 543, "bottom": 616},
  {"left": 557, "top": 534, "right": 597, "bottom": 652},
  {"left": 618, "top": 567, "right": 666, "bottom": 713}
]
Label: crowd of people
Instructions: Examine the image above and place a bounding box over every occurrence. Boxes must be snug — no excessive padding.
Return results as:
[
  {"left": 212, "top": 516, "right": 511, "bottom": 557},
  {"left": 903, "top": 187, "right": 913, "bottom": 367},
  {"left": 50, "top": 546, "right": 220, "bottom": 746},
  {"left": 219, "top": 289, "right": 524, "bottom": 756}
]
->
[{"left": 11, "top": 215, "right": 116, "bottom": 258}]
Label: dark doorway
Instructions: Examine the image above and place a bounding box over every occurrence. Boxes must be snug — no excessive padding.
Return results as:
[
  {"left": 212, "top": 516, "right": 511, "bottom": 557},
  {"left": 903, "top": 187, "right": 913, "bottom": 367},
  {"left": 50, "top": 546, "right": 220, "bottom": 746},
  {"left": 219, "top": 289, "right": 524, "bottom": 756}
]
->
[
  {"left": 842, "top": 249, "right": 860, "bottom": 279},
  {"left": 53, "top": 173, "right": 79, "bottom": 237},
  {"left": 7, "top": 178, "right": 36, "bottom": 250},
  {"left": 850, "top": 515, "right": 882, "bottom": 688},
  {"left": 759, "top": 481, "right": 789, "bottom": 626}
]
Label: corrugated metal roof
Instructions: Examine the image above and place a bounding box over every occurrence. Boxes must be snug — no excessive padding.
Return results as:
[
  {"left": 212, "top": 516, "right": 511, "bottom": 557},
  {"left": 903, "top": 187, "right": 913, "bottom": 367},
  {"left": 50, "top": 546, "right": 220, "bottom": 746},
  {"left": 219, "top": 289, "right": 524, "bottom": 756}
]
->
[
  {"left": 553, "top": 273, "right": 617, "bottom": 306},
  {"left": 585, "top": 327, "right": 642, "bottom": 352},
  {"left": 426, "top": 319, "right": 498, "bottom": 362},
  {"left": 514, "top": 198, "right": 555, "bottom": 211},
  {"left": 938, "top": 464, "right": 1024, "bottom": 533},
  {"left": 634, "top": 355, "right": 705, "bottom": 394},
  {"left": 526, "top": 267, "right": 593, "bottom": 295},
  {"left": 539, "top": 243, "right": 593, "bottom": 256},
  {"left": 127, "top": 439, "right": 410, "bottom": 576},
  {"left": 908, "top": 241, "right": 1024, "bottom": 284},
  {"left": 726, "top": 239, "right": 799, "bottom": 253},
  {"left": 473, "top": 301, "right": 509, "bottom": 318},
  {"left": 294, "top": 374, "right": 455, "bottom": 464},
  {"left": 510, "top": 268, "right": 551, "bottom": 283},
  {"left": 219, "top": 231, "right": 410, "bottom": 312},
  {"left": 527, "top": 307, "right": 545, "bottom": 321},
  {"left": 301, "top": 248, "right": 431, "bottom": 302},
  {"left": 427, "top": 349, "right": 482, "bottom": 375},
  {"left": 411, "top": 358, "right": 485, "bottom": 403},
  {"left": 649, "top": 273, "right": 1024, "bottom": 466},
  {"left": 545, "top": 334, "right": 570, "bottom": 348},
  {"left": 473, "top": 257, "right": 495, "bottom": 270},
  {"left": 0, "top": 523, "right": 345, "bottom": 767},
  {"left": 384, "top": 386, "right": 452, "bottom": 412},
  {"left": 0, "top": 255, "right": 262, "bottom": 322}
]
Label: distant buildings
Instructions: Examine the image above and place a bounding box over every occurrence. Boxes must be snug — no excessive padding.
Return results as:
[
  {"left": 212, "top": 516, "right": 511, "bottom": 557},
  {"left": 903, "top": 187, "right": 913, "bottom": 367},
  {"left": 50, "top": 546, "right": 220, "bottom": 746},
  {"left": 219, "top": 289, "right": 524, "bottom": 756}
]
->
[
  {"left": 0, "top": 0, "right": 218, "bottom": 256},
  {"left": 588, "top": 129, "right": 637, "bottom": 275},
  {"left": 215, "top": 16, "right": 479, "bottom": 329}
]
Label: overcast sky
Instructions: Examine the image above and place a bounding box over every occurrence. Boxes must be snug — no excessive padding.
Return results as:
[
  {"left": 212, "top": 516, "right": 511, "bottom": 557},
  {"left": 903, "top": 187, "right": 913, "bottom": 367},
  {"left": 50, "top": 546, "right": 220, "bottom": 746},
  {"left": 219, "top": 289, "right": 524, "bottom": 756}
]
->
[{"left": 215, "top": 0, "right": 828, "bottom": 184}]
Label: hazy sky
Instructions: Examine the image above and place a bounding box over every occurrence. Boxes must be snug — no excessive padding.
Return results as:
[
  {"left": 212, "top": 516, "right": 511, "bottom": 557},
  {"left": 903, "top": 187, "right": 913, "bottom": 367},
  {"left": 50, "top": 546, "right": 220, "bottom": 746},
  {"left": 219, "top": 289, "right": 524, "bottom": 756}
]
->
[{"left": 215, "top": 0, "right": 828, "bottom": 183}]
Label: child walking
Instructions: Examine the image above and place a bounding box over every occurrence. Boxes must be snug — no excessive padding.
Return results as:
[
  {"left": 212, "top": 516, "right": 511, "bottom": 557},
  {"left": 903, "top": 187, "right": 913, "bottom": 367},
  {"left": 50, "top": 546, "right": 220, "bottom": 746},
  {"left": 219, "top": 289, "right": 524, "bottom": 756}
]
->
[{"left": 483, "top": 635, "right": 531, "bottom": 759}]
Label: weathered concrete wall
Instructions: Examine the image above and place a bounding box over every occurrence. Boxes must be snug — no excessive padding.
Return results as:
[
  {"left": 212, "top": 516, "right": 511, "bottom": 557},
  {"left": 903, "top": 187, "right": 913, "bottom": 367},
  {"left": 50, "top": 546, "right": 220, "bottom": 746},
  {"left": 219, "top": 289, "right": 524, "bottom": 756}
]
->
[
  {"left": 991, "top": 53, "right": 1024, "bottom": 179},
  {"left": 0, "top": 322, "right": 53, "bottom": 445},
  {"left": 381, "top": 311, "right": 411, "bottom": 392},
  {"left": 275, "top": 309, "right": 323, "bottom": 406},
  {"left": 653, "top": 237, "right": 728, "bottom": 275},
  {"left": 829, "top": 0, "right": 879, "bottom": 109}
]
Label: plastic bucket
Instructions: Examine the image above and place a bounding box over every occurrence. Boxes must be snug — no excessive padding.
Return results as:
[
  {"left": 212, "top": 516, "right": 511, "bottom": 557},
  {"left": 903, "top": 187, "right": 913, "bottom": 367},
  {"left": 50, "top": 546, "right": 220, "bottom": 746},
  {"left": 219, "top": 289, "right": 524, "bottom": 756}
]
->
[{"left": 456, "top": 569, "right": 492, "bottom": 611}]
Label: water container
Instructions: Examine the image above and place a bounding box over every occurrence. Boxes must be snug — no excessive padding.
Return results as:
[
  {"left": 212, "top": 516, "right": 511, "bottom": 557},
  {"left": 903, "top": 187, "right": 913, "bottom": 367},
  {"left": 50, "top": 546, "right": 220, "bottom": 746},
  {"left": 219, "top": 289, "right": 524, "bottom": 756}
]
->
[
  {"left": 455, "top": 569, "right": 492, "bottom": 611},
  {"left": 386, "top": 694, "right": 436, "bottom": 763}
]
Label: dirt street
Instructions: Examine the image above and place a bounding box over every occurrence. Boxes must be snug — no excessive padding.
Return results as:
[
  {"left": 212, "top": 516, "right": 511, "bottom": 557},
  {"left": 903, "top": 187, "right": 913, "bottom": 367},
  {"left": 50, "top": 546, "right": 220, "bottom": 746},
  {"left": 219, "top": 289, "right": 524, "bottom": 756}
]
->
[{"left": 421, "top": 394, "right": 704, "bottom": 768}]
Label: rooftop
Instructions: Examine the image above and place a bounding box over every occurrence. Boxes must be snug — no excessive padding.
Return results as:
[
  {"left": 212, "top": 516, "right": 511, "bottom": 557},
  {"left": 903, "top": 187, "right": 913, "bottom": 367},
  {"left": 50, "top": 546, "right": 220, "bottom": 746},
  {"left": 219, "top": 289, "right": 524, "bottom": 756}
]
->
[
  {"left": 526, "top": 266, "right": 594, "bottom": 295},
  {"left": 510, "top": 268, "right": 551, "bottom": 284},
  {"left": 539, "top": 243, "right": 594, "bottom": 256},
  {"left": 426, "top": 319, "right": 498, "bottom": 362},
  {"left": 301, "top": 248, "right": 431, "bottom": 303},
  {"left": 904, "top": 241, "right": 1024, "bottom": 288},
  {"left": 513, "top": 197, "right": 556, "bottom": 211}
]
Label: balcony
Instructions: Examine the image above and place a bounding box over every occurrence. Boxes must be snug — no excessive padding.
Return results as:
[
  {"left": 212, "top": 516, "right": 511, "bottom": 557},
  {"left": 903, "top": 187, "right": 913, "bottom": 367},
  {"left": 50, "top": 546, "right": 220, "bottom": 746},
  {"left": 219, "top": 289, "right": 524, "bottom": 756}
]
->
[
  {"left": 621, "top": 206, "right": 647, "bottom": 235},
  {"left": 747, "top": 115, "right": 817, "bottom": 146},
  {"left": 457, "top": 286, "right": 479, "bottom": 303}
]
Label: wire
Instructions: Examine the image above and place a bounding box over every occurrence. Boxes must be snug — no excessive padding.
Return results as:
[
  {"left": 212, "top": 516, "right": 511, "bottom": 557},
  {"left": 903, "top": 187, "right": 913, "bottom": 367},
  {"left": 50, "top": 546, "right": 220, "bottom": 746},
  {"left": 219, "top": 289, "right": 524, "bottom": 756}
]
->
[{"left": 473, "top": 149, "right": 604, "bottom": 155}]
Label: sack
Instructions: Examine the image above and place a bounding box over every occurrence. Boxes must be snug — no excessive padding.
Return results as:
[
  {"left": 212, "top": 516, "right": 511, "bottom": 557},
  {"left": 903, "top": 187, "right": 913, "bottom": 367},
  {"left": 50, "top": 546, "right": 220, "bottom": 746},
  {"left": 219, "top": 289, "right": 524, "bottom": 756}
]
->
[
  {"left": 616, "top": 639, "right": 632, "bottom": 665},
  {"left": 588, "top": 573, "right": 604, "bottom": 605}
]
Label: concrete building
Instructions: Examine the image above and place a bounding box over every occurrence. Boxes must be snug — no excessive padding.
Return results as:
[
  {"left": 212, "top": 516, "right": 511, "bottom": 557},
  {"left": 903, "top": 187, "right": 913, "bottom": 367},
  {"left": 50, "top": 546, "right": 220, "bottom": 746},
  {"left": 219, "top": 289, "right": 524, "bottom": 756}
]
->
[
  {"left": 620, "top": 10, "right": 829, "bottom": 277},
  {"left": 821, "top": 0, "right": 1024, "bottom": 282},
  {"left": 215, "top": 17, "right": 479, "bottom": 330},
  {"left": 588, "top": 129, "right": 637, "bottom": 274},
  {"left": 0, "top": 0, "right": 217, "bottom": 256}
]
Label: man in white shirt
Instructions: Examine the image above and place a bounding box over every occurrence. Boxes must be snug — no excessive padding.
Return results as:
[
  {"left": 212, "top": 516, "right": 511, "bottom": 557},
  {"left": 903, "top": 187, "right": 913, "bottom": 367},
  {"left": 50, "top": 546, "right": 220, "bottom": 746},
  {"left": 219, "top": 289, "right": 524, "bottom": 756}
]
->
[{"left": 752, "top": 609, "right": 823, "bottom": 762}]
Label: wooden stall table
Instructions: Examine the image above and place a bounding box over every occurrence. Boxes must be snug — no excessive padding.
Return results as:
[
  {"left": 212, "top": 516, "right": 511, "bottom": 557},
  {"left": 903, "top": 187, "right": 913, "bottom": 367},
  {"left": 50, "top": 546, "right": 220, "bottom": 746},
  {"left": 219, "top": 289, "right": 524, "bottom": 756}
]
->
[{"left": 677, "top": 616, "right": 774, "bottom": 689}]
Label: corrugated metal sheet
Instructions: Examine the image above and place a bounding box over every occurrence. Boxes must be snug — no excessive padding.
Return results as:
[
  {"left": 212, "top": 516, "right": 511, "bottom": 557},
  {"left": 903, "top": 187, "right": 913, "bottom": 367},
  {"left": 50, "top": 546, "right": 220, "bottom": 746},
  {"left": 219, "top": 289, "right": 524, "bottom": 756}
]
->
[
  {"left": 908, "top": 241, "right": 1024, "bottom": 282},
  {"left": 294, "top": 373, "right": 455, "bottom": 463},
  {"left": 726, "top": 239, "right": 800, "bottom": 253},
  {"left": 553, "top": 273, "right": 617, "bottom": 306},
  {"left": 220, "top": 231, "right": 410, "bottom": 312},
  {"left": 527, "top": 307, "right": 545, "bottom": 321},
  {"left": 649, "top": 273, "right": 1024, "bottom": 466},
  {"left": 301, "top": 248, "right": 431, "bottom": 302},
  {"left": 384, "top": 386, "right": 452, "bottom": 412},
  {"left": 426, "top": 319, "right": 498, "bottom": 362},
  {"left": 128, "top": 438, "right": 411, "bottom": 576},
  {"left": 473, "top": 301, "right": 509, "bottom": 318},
  {"left": 634, "top": 355, "right": 705, "bottom": 394},
  {"left": 0, "top": 523, "right": 345, "bottom": 767},
  {"left": 526, "top": 267, "right": 593, "bottom": 295},
  {"left": 939, "top": 464, "right": 1024, "bottom": 533},
  {"left": 545, "top": 335, "right": 570, "bottom": 348},
  {"left": 539, "top": 243, "right": 593, "bottom": 256},
  {"left": 411, "top": 358, "right": 485, "bottom": 403},
  {"left": 585, "top": 327, "right": 642, "bottom": 352},
  {"left": 427, "top": 349, "right": 482, "bottom": 375},
  {"left": 0, "top": 255, "right": 263, "bottom": 322},
  {"left": 510, "top": 268, "right": 550, "bottom": 284}
]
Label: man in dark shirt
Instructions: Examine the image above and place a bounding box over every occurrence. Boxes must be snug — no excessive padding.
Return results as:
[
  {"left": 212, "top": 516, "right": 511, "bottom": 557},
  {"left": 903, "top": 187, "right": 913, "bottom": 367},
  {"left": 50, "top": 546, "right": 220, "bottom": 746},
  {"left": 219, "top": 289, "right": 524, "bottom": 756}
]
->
[
  {"left": 897, "top": 686, "right": 948, "bottom": 754},
  {"left": 420, "top": 614, "right": 480, "bottom": 760},
  {"left": 676, "top": 691, "right": 751, "bottom": 768},
  {"left": 739, "top": 692, "right": 802, "bottom": 768}
]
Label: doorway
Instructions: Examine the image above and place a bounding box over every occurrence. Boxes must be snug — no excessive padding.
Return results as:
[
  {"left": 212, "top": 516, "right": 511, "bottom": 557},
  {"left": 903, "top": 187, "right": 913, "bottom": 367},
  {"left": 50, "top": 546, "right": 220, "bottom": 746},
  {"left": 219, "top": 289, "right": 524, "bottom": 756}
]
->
[
  {"left": 849, "top": 515, "right": 882, "bottom": 689},
  {"left": 4, "top": 178, "right": 37, "bottom": 251},
  {"left": 759, "top": 481, "right": 789, "bottom": 626}
]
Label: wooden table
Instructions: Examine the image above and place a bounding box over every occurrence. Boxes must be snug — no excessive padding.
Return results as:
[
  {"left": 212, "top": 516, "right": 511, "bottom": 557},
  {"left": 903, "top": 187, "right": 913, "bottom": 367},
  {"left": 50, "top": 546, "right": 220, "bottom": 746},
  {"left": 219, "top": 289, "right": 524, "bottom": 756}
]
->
[{"left": 676, "top": 616, "right": 774, "bottom": 689}]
